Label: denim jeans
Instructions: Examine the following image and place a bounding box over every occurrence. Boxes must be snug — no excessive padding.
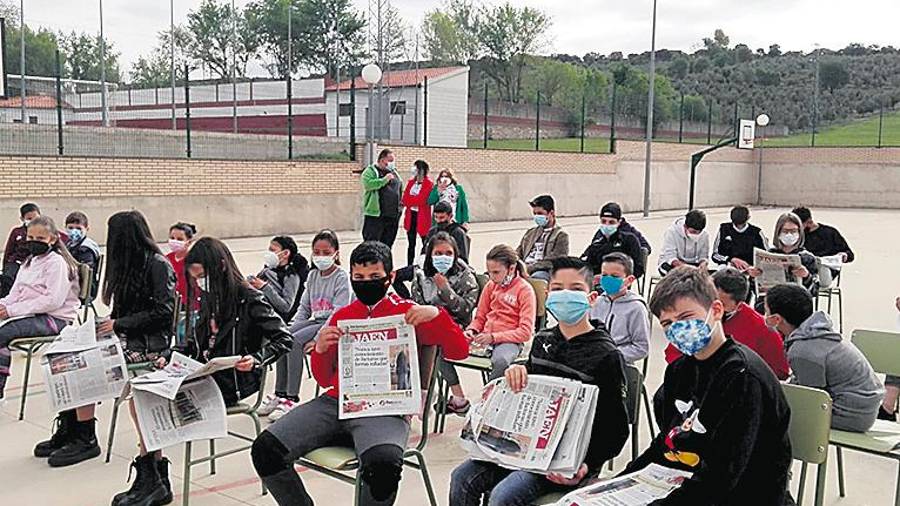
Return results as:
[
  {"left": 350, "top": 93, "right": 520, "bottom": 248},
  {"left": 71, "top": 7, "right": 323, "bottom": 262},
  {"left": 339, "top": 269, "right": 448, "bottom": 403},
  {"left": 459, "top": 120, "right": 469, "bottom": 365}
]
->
[{"left": 450, "top": 459, "right": 567, "bottom": 506}]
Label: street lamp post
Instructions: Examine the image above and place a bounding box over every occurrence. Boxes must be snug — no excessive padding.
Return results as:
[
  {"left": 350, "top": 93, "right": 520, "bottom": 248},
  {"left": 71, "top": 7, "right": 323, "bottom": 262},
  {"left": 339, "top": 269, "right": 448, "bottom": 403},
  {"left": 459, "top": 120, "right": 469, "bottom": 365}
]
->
[
  {"left": 170, "top": 0, "right": 176, "bottom": 129},
  {"left": 361, "top": 63, "right": 383, "bottom": 166},
  {"left": 812, "top": 44, "right": 820, "bottom": 147},
  {"left": 19, "top": 0, "right": 25, "bottom": 122},
  {"left": 99, "top": 0, "right": 108, "bottom": 127},
  {"left": 642, "top": 0, "right": 658, "bottom": 217},
  {"left": 755, "top": 113, "right": 770, "bottom": 205}
]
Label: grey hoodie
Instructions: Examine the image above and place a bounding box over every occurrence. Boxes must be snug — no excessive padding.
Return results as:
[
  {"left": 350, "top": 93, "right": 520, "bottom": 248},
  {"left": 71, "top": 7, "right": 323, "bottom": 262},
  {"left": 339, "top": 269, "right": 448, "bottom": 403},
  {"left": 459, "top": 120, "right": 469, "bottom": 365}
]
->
[
  {"left": 589, "top": 289, "right": 650, "bottom": 364},
  {"left": 658, "top": 217, "right": 710, "bottom": 273},
  {"left": 786, "top": 311, "right": 884, "bottom": 432}
]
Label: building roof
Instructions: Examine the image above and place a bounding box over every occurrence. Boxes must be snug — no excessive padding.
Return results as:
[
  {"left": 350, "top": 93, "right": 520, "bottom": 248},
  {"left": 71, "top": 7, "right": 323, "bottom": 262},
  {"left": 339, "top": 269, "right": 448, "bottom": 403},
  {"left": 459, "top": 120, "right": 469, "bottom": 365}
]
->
[
  {"left": 325, "top": 66, "right": 467, "bottom": 91},
  {"left": 0, "top": 95, "right": 71, "bottom": 109}
]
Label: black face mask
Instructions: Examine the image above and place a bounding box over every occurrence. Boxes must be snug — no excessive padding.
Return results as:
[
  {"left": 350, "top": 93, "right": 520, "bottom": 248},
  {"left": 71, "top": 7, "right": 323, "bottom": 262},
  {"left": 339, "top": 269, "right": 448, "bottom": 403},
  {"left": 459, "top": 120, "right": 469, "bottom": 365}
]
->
[
  {"left": 352, "top": 278, "right": 391, "bottom": 306},
  {"left": 25, "top": 240, "right": 51, "bottom": 257}
]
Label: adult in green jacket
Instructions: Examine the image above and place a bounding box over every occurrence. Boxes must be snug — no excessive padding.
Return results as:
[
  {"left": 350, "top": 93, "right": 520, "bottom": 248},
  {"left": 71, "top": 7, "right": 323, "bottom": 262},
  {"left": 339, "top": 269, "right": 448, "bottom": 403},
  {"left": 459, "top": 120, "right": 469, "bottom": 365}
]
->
[
  {"left": 428, "top": 168, "right": 470, "bottom": 229},
  {"left": 361, "top": 148, "right": 403, "bottom": 247}
]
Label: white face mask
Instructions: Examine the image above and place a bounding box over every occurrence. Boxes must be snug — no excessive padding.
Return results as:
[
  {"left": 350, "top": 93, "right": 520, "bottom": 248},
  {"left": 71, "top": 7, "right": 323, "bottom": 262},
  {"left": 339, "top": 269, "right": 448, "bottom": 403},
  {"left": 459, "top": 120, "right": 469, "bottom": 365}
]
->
[
  {"left": 313, "top": 255, "right": 336, "bottom": 271},
  {"left": 440, "top": 177, "right": 451, "bottom": 186},
  {"left": 779, "top": 232, "right": 800, "bottom": 247},
  {"left": 197, "top": 276, "right": 209, "bottom": 292},
  {"left": 263, "top": 251, "right": 280, "bottom": 269}
]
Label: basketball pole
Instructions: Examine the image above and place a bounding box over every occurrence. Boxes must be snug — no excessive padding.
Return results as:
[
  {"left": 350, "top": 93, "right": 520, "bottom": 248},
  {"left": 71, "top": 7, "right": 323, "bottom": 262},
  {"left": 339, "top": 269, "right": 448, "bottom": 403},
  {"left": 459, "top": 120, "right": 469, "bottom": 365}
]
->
[{"left": 642, "top": 0, "right": 658, "bottom": 217}]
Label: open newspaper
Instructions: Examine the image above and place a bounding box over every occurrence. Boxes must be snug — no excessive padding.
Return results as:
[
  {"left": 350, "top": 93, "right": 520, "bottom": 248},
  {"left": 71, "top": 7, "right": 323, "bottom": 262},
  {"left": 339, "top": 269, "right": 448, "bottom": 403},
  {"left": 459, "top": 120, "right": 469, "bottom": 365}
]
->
[
  {"left": 460, "top": 375, "right": 597, "bottom": 477},
  {"left": 551, "top": 463, "right": 692, "bottom": 506},
  {"left": 40, "top": 315, "right": 128, "bottom": 413},
  {"left": 337, "top": 315, "right": 421, "bottom": 419},
  {"left": 753, "top": 248, "right": 802, "bottom": 292},
  {"left": 127, "top": 352, "right": 240, "bottom": 452}
]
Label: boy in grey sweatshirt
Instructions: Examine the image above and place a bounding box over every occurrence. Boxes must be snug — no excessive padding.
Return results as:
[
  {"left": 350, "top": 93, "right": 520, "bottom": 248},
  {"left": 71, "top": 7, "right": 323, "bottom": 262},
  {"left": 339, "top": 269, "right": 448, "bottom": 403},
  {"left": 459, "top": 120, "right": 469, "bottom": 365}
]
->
[
  {"left": 765, "top": 284, "right": 884, "bottom": 433},
  {"left": 589, "top": 252, "right": 650, "bottom": 363}
]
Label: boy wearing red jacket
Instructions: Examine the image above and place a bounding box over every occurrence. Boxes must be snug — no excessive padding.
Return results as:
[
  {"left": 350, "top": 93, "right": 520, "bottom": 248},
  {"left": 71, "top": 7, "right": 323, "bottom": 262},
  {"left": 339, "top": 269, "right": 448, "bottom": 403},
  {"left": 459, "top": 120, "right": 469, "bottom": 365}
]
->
[{"left": 252, "top": 241, "right": 468, "bottom": 506}]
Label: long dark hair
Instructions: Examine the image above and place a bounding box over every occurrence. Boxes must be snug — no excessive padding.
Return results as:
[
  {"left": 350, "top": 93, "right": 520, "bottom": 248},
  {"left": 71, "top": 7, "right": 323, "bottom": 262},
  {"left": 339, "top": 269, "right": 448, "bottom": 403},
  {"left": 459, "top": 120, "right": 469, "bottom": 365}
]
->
[
  {"left": 26, "top": 216, "right": 79, "bottom": 279},
  {"left": 185, "top": 237, "right": 246, "bottom": 335},
  {"left": 103, "top": 211, "right": 162, "bottom": 306},
  {"left": 423, "top": 232, "right": 460, "bottom": 277},
  {"left": 271, "top": 236, "right": 307, "bottom": 275}
]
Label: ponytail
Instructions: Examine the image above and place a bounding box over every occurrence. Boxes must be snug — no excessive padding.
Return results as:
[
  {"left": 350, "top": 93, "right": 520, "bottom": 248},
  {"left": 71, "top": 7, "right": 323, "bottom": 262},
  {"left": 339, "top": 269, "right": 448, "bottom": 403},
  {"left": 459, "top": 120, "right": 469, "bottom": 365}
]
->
[
  {"left": 486, "top": 244, "right": 527, "bottom": 278},
  {"left": 27, "top": 216, "right": 79, "bottom": 280}
]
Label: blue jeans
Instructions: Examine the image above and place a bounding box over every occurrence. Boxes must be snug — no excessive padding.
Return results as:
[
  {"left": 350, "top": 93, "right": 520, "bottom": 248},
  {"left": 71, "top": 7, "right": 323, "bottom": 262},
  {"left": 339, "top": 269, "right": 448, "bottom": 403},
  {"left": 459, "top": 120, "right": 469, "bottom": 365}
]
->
[{"left": 450, "top": 459, "right": 567, "bottom": 506}]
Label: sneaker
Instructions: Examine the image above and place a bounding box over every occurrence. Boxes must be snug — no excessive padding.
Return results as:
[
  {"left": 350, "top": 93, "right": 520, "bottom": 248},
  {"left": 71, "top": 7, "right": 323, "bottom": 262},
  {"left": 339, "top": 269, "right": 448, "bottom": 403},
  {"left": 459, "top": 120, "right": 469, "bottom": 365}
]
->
[
  {"left": 878, "top": 405, "right": 897, "bottom": 422},
  {"left": 268, "top": 399, "right": 298, "bottom": 422},
  {"left": 257, "top": 394, "right": 282, "bottom": 417}
]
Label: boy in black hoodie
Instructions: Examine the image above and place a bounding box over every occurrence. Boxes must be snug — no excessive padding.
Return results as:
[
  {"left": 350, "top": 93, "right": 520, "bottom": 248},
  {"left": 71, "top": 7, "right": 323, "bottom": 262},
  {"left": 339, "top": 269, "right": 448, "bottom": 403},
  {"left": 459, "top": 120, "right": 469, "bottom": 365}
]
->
[
  {"left": 625, "top": 265, "right": 793, "bottom": 506},
  {"left": 450, "top": 257, "right": 628, "bottom": 506}
]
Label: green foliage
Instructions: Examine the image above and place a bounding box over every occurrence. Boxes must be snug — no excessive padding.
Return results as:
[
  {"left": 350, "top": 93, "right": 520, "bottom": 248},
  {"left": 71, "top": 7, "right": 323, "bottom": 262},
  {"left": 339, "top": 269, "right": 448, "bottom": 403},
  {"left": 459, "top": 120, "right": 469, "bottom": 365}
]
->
[
  {"left": 3, "top": 24, "right": 62, "bottom": 77},
  {"left": 294, "top": 0, "right": 367, "bottom": 78},
  {"left": 129, "top": 28, "right": 193, "bottom": 87},
  {"left": 58, "top": 32, "right": 121, "bottom": 82},
  {"left": 422, "top": 0, "right": 480, "bottom": 64},
  {"left": 818, "top": 60, "right": 850, "bottom": 93}
]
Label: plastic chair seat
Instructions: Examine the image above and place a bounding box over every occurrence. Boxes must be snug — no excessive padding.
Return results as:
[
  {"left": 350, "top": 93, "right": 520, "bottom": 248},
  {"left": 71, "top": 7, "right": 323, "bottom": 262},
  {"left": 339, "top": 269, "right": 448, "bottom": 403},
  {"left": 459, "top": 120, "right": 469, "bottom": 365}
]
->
[
  {"left": 9, "top": 335, "right": 58, "bottom": 350},
  {"left": 226, "top": 402, "right": 255, "bottom": 416},
  {"left": 302, "top": 446, "right": 360, "bottom": 471},
  {"left": 831, "top": 421, "right": 900, "bottom": 455},
  {"left": 449, "top": 356, "right": 493, "bottom": 370}
]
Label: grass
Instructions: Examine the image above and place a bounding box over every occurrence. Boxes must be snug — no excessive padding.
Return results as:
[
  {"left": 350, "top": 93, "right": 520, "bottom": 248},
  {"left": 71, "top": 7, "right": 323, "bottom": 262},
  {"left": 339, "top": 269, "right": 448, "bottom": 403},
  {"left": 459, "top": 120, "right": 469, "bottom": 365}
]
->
[{"left": 764, "top": 111, "right": 900, "bottom": 147}]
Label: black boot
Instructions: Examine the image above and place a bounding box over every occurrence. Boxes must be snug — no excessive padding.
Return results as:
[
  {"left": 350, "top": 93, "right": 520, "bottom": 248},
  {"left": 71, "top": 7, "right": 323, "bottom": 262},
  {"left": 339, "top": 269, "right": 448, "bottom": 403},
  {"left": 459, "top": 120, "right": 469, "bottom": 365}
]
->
[
  {"left": 879, "top": 405, "right": 897, "bottom": 422},
  {"left": 34, "top": 409, "right": 75, "bottom": 458},
  {"left": 48, "top": 417, "right": 101, "bottom": 467},
  {"left": 111, "top": 454, "right": 171, "bottom": 506},
  {"left": 156, "top": 458, "right": 173, "bottom": 505}
]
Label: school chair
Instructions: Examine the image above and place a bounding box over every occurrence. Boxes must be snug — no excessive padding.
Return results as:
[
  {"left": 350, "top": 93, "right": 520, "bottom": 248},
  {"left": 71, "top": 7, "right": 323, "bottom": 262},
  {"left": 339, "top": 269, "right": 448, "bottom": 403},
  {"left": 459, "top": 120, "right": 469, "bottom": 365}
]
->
[
  {"left": 608, "top": 363, "right": 646, "bottom": 468},
  {"left": 829, "top": 329, "right": 900, "bottom": 506},
  {"left": 645, "top": 274, "right": 662, "bottom": 299},
  {"left": 636, "top": 247, "right": 650, "bottom": 295},
  {"left": 81, "top": 254, "right": 104, "bottom": 322},
  {"left": 782, "top": 384, "right": 832, "bottom": 506},
  {"left": 815, "top": 271, "right": 843, "bottom": 333},
  {"left": 296, "top": 345, "right": 443, "bottom": 506},
  {"left": 9, "top": 263, "right": 92, "bottom": 420}
]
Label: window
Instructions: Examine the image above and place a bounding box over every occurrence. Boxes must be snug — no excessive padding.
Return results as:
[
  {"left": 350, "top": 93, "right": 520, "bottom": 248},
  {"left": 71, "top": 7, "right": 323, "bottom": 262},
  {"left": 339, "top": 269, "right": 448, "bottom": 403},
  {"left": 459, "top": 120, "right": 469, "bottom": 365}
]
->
[
  {"left": 390, "top": 101, "right": 407, "bottom": 115},
  {"left": 339, "top": 103, "right": 353, "bottom": 117},
  {"left": 28, "top": 116, "right": 38, "bottom": 124}
]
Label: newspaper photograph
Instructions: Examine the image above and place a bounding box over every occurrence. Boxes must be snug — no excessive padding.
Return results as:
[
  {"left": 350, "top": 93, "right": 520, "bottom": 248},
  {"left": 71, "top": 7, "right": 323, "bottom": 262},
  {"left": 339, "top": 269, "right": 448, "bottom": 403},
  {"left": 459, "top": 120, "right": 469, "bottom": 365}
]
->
[
  {"left": 133, "top": 376, "right": 227, "bottom": 452},
  {"left": 552, "top": 463, "right": 693, "bottom": 506},
  {"left": 460, "top": 375, "right": 583, "bottom": 473},
  {"left": 753, "top": 248, "right": 803, "bottom": 291},
  {"left": 40, "top": 316, "right": 128, "bottom": 413},
  {"left": 337, "top": 315, "right": 421, "bottom": 420}
]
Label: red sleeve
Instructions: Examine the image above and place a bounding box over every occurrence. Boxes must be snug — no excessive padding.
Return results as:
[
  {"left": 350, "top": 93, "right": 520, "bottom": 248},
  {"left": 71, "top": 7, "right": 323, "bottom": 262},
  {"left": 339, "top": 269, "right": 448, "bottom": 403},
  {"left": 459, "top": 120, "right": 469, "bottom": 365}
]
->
[
  {"left": 416, "top": 307, "right": 469, "bottom": 360},
  {"left": 416, "top": 179, "right": 434, "bottom": 207},
  {"left": 311, "top": 312, "right": 340, "bottom": 388},
  {"left": 756, "top": 328, "right": 791, "bottom": 380},
  {"left": 2, "top": 227, "right": 16, "bottom": 266},
  {"left": 401, "top": 179, "right": 415, "bottom": 207},
  {"left": 664, "top": 343, "right": 682, "bottom": 364}
]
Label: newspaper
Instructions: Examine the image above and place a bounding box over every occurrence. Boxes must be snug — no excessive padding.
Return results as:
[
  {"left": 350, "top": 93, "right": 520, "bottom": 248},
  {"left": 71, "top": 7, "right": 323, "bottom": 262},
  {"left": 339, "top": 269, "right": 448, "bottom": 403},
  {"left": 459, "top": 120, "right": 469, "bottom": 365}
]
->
[
  {"left": 40, "top": 316, "right": 128, "bottom": 413},
  {"left": 460, "top": 375, "right": 594, "bottom": 476},
  {"left": 753, "top": 248, "right": 803, "bottom": 292},
  {"left": 130, "top": 352, "right": 241, "bottom": 400},
  {"left": 551, "top": 463, "right": 692, "bottom": 506},
  {"left": 133, "top": 376, "right": 227, "bottom": 452},
  {"left": 337, "top": 315, "right": 421, "bottom": 419}
]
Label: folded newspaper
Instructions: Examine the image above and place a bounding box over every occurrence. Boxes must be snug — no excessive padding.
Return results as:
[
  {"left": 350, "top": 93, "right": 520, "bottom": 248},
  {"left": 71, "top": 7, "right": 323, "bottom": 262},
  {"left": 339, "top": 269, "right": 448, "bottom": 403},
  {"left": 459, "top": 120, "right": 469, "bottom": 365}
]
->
[
  {"left": 40, "top": 315, "right": 128, "bottom": 413},
  {"left": 337, "top": 315, "right": 421, "bottom": 419},
  {"left": 551, "top": 463, "right": 692, "bottom": 506},
  {"left": 460, "top": 375, "right": 598, "bottom": 477},
  {"left": 753, "top": 248, "right": 803, "bottom": 292},
  {"left": 126, "top": 352, "right": 241, "bottom": 452}
]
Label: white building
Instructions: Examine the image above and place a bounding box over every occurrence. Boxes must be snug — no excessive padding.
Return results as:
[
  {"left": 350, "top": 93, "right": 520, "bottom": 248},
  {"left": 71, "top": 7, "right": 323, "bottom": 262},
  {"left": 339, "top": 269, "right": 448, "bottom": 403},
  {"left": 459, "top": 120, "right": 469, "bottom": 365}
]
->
[{"left": 325, "top": 66, "right": 469, "bottom": 148}]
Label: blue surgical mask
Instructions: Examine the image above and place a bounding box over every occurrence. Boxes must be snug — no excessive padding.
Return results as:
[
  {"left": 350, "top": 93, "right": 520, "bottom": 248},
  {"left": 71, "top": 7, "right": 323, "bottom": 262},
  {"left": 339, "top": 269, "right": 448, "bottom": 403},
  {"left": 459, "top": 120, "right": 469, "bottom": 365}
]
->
[
  {"left": 431, "top": 255, "right": 454, "bottom": 274},
  {"left": 546, "top": 290, "right": 591, "bottom": 325},
  {"left": 600, "top": 275, "right": 625, "bottom": 295},
  {"left": 664, "top": 309, "right": 716, "bottom": 356},
  {"left": 66, "top": 227, "right": 85, "bottom": 244},
  {"left": 599, "top": 224, "right": 618, "bottom": 237},
  {"left": 533, "top": 214, "right": 549, "bottom": 227}
]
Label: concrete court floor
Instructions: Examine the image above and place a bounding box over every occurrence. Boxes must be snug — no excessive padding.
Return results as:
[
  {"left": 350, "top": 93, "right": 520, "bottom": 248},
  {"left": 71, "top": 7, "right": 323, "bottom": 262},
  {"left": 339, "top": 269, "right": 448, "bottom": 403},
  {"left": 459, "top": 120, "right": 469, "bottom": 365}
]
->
[{"left": 2, "top": 206, "right": 898, "bottom": 505}]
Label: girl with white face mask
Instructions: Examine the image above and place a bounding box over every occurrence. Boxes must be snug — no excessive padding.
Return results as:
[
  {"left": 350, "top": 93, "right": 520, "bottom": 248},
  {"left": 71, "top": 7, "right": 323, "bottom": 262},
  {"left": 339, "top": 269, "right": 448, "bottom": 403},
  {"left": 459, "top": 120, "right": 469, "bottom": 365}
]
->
[{"left": 747, "top": 212, "right": 821, "bottom": 311}]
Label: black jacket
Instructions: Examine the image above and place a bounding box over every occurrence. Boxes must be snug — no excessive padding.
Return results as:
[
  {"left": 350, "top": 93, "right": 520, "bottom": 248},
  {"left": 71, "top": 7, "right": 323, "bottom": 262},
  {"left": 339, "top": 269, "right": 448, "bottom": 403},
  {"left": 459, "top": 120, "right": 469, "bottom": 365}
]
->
[
  {"left": 581, "top": 229, "right": 645, "bottom": 278},
  {"left": 711, "top": 223, "right": 767, "bottom": 266},
  {"left": 524, "top": 324, "right": 629, "bottom": 473},
  {"left": 619, "top": 219, "right": 652, "bottom": 254},
  {"left": 112, "top": 252, "right": 176, "bottom": 354},
  {"left": 804, "top": 224, "right": 854, "bottom": 263},
  {"left": 186, "top": 285, "right": 293, "bottom": 405},
  {"left": 424, "top": 222, "right": 469, "bottom": 262},
  {"left": 627, "top": 339, "right": 792, "bottom": 506}
]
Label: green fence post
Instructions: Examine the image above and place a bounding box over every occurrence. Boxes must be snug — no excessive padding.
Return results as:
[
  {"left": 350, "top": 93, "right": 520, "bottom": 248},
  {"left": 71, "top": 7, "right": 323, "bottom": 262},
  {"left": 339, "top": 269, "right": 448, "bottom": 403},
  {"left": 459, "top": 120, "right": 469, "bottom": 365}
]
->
[
  {"left": 878, "top": 102, "right": 884, "bottom": 148},
  {"left": 483, "top": 83, "right": 488, "bottom": 149},
  {"left": 678, "top": 92, "right": 684, "bottom": 143},
  {"left": 580, "top": 92, "right": 586, "bottom": 153},
  {"left": 535, "top": 90, "right": 541, "bottom": 151},
  {"left": 610, "top": 81, "right": 617, "bottom": 153},
  {"left": 55, "top": 50, "right": 64, "bottom": 156},
  {"left": 707, "top": 100, "right": 712, "bottom": 144},
  {"left": 185, "top": 64, "right": 192, "bottom": 158},
  {"left": 349, "top": 75, "right": 356, "bottom": 160}
]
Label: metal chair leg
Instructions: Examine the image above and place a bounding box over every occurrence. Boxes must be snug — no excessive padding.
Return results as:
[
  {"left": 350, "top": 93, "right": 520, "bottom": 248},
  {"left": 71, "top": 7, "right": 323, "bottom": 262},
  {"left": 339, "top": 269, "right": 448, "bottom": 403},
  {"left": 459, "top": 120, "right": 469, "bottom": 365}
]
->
[
  {"left": 249, "top": 413, "right": 267, "bottom": 496},
  {"left": 413, "top": 451, "right": 439, "bottom": 506},
  {"left": 105, "top": 398, "right": 121, "bottom": 463},
  {"left": 631, "top": 418, "right": 639, "bottom": 462},
  {"left": 642, "top": 385, "right": 655, "bottom": 439},
  {"left": 797, "top": 462, "right": 808, "bottom": 506},
  {"left": 837, "top": 291, "right": 843, "bottom": 334},
  {"left": 894, "top": 462, "right": 900, "bottom": 506},
  {"left": 836, "top": 446, "right": 846, "bottom": 497},
  {"left": 183, "top": 441, "right": 193, "bottom": 506},
  {"left": 814, "top": 460, "right": 827, "bottom": 506},
  {"left": 19, "top": 344, "right": 37, "bottom": 420},
  {"left": 208, "top": 439, "right": 216, "bottom": 475}
]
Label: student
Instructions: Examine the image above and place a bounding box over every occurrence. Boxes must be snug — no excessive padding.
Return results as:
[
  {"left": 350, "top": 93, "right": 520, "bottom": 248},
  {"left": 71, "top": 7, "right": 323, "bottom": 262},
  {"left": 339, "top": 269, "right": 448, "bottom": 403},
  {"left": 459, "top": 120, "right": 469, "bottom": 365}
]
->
[
  {"left": 412, "top": 232, "right": 480, "bottom": 415},
  {"left": 881, "top": 295, "right": 900, "bottom": 421},
  {"left": 0, "top": 217, "right": 80, "bottom": 405},
  {"left": 249, "top": 236, "right": 309, "bottom": 421},
  {"left": 747, "top": 212, "right": 818, "bottom": 301},
  {"left": 1, "top": 203, "right": 68, "bottom": 294},
  {"left": 792, "top": 206, "right": 854, "bottom": 285},
  {"left": 361, "top": 148, "right": 403, "bottom": 247},
  {"left": 165, "top": 222, "right": 197, "bottom": 306},
  {"left": 425, "top": 201, "right": 470, "bottom": 263},
  {"left": 64, "top": 211, "right": 101, "bottom": 297},
  {"left": 711, "top": 206, "right": 768, "bottom": 270},
  {"left": 450, "top": 257, "right": 629, "bottom": 506},
  {"left": 516, "top": 195, "right": 569, "bottom": 282},
  {"left": 625, "top": 266, "right": 793, "bottom": 505},
  {"left": 590, "top": 252, "right": 650, "bottom": 364},
  {"left": 665, "top": 267, "right": 790, "bottom": 380},
  {"left": 658, "top": 209, "right": 710, "bottom": 275},
  {"left": 428, "top": 168, "right": 470, "bottom": 230},
  {"left": 765, "top": 283, "right": 884, "bottom": 433},
  {"left": 401, "top": 159, "right": 434, "bottom": 265},
  {"left": 589, "top": 202, "right": 652, "bottom": 253},
  {"left": 251, "top": 241, "right": 468, "bottom": 506},
  {"left": 581, "top": 202, "right": 645, "bottom": 278},
  {"left": 111, "top": 237, "right": 293, "bottom": 506}
]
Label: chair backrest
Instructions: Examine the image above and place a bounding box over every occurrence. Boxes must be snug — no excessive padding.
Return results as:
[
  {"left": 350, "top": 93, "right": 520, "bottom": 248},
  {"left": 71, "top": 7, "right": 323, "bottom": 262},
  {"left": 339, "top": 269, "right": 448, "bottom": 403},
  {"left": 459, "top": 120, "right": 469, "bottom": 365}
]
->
[
  {"left": 851, "top": 329, "right": 900, "bottom": 376},
  {"left": 77, "top": 263, "right": 93, "bottom": 303},
  {"left": 475, "top": 273, "right": 489, "bottom": 299},
  {"left": 623, "top": 364, "right": 644, "bottom": 425},
  {"left": 782, "top": 383, "right": 832, "bottom": 465},
  {"left": 526, "top": 278, "right": 549, "bottom": 329}
]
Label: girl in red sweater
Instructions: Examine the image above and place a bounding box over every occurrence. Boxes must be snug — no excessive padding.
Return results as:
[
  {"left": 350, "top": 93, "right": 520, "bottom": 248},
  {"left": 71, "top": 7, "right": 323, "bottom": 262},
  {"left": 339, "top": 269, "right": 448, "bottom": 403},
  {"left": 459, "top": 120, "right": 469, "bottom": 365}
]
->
[{"left": 401, "top": 159, "right": 434, "bottom": 266}]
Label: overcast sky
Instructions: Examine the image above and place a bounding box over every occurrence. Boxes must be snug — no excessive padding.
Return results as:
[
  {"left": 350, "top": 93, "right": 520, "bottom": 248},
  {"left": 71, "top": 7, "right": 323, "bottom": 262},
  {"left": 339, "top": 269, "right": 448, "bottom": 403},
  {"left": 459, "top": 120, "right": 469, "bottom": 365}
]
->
[{"left": 13, "top": 0, "right": 900, "bottom": 77}]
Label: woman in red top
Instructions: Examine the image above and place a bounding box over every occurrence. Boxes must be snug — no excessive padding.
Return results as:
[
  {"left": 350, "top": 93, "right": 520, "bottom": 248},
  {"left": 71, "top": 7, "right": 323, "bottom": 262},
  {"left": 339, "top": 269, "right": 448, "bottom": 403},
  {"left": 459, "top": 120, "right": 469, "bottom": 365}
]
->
[
  {"left": 165, "top": 222, "right": 197, "bottom": 307},
  {"left": 401, "top": 159, "right": 434, "bottom": 266}
]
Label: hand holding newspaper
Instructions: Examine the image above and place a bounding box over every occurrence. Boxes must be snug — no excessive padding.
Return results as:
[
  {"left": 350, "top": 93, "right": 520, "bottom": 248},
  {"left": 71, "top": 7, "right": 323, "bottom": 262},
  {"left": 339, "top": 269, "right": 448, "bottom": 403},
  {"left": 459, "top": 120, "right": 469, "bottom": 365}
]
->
[
  {"left": 337, "top": 315, "right": 421, "bottom": 419},
  {"left": 753, "top": 248, "right": 803, "bottom": 292},
  {"left": 40, "top": 315, "right": 128, "bottom": 413},
  {"left": 551, "top": 463, "right": 692, "bottom": 506}
]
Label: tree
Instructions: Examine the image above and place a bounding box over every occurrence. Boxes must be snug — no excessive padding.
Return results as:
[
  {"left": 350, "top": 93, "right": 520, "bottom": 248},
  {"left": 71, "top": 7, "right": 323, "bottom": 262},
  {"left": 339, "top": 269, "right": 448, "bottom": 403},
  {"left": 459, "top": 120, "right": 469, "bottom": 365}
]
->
[
  {"left": 185, "top": 0, "right": 258, "bottom": 79},
  {"left": 3, "top": 24, "right": 62, "bottom": 77},
  {"left": 421, "top": 0, "right": 480, "bottom": 64},
  {"left": 667, "top": 57, "right": 689, "bottom": 79},
  {"left": 58, "top": 31, "right": 122, "bottom": 82},
  {"left": 692, "top": 56, "right": 710, "bottom": 73},
  {"left": 682, "top": 95, "right": 708, "bottom": 122},
  {"left": 129, "top": 27, "right": 193, "bottom": 87},
  {"left": 819, "top": 61, "right": 850, "bottom": 93},
  {"left": 768, "top": 44, "right": 782, "bottom": 57},
  {"left": 374, "top": 2, "right": 410, "bottom": 64},
  {"left": 475, "top": 2, "right": 551, "bottom": 103},
  {"left": 703, "top": 29, "right": 729, "bottom": 51},
  {"left": 294, "top": 0, "right": 366, "bottom": 79},
  {"left": 734, "top": 44, "right": 753, "bottom": 64},
  {"left": 247, "top": 0, "right": 301, "bottom": 78}
]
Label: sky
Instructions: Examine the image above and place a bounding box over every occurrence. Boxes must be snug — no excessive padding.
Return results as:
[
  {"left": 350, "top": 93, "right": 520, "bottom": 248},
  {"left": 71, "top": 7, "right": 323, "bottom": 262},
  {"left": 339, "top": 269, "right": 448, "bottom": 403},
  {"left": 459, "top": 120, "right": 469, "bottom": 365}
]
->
[{"left": 9, "top": 0, "right": 900, "bottom": 79}]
